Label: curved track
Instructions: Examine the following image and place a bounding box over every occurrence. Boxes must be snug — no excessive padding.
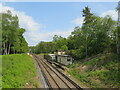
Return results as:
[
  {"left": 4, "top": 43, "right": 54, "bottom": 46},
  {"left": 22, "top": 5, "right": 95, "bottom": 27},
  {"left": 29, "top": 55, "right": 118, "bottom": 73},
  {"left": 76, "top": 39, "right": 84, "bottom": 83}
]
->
[{"left": 33, "top": 54, "right": 83, "bottom": 90}]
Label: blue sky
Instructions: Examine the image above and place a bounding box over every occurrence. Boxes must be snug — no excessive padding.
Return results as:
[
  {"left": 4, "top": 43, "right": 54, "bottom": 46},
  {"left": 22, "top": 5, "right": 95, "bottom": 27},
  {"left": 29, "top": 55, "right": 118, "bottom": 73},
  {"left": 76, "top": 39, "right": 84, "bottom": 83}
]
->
[{"left": 1, "top": 2, "right": 118, "bottom": 46}]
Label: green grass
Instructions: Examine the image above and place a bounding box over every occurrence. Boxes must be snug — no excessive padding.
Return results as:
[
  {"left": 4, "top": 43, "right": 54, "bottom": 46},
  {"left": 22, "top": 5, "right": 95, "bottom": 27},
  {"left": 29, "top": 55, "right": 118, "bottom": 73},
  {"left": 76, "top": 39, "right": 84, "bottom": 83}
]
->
[
  {"left": 68, "top": 53, "right": 119, "bottom": 88},
  {"left": 2, "top": 54, "right": 38, "bottom": 88},
  {"left": 0, "top": 55, "right": 2, "bottom": 89},
  {"left": 83, "top": 56, "right": 106, "bottom": 65}
]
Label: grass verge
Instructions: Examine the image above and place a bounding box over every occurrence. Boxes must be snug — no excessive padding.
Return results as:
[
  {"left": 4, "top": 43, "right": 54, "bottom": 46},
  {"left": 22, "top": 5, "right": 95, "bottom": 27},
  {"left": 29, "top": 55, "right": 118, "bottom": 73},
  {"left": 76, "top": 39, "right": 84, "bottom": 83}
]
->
[
  {"left": 0, "top": 55, "right": 2, "bottom": 89},
  {"left": 68, "top": 53, "right": 119, "bottom": 88},
  {"left": 2, "top": 54, "right": 39, "bottom": 88}
]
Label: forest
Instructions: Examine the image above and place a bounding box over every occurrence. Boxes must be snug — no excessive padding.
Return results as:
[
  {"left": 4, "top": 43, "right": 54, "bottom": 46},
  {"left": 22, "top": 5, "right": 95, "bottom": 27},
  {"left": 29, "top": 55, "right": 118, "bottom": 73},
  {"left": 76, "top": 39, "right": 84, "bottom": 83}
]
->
[
  {"left": 30, "top": 6, "right": 120, "bottom": 60},
  {"left": 1, "top": 10, "right": 29, "bottom": 55}
]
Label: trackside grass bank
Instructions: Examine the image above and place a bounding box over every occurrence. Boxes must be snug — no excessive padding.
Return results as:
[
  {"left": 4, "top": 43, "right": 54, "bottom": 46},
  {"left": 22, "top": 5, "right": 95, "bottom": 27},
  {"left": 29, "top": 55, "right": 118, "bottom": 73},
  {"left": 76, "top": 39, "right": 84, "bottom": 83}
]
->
[
  {"left": 2, "top": 54, "right": 39, "bottom": 88},
  {"left": 68, "top": 53, "right": 119, "bottom": 88},
  {"left": 0, "top": 55, "right": 2, "bottom": 89}
]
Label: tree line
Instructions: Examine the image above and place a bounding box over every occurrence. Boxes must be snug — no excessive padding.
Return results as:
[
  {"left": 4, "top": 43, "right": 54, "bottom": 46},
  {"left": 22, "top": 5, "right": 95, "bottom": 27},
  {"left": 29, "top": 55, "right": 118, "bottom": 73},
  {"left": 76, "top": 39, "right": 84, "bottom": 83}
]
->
[
  {"left": 1, "top": 10, "right": 28, "bottom": 55},
  {"left": 30, "top": 6, "right": 119, "bottom": 60}
]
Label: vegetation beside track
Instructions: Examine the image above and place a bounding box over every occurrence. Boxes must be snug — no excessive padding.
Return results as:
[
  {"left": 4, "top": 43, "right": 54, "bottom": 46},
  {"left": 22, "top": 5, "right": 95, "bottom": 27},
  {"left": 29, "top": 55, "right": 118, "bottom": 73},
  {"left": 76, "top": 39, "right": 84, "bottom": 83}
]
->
[
  {"left": 0, "top": 55, "right": 2, "bottom": 89},
  {"left": 2, "top": 54, "right": 39, "bottom": 88},
  {"left": 68, "top": 53, "right": 119, "bottom": 88}
]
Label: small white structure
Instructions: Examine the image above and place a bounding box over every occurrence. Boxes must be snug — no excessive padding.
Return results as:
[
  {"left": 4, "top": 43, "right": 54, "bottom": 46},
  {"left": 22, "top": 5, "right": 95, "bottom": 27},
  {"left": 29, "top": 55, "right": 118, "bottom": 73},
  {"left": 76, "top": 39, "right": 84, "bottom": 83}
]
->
[
  {"left": 55, "top": 50, "right": 66, "bottom": 55},
  {"left": 48, "top": 54, "right": 55, "bottom": 61},
  {"left": 27, "top": 53, "right": 30, "bottom": 55},
  {"left": 56, "top": 55, "right": 73, "bottom": 65}
]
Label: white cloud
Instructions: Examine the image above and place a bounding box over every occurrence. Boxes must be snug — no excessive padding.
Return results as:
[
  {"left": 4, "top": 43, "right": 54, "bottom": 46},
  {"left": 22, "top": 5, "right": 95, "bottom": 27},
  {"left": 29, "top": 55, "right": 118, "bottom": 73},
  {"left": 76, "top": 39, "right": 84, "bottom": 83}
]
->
[
  {"left": 1, "top": 4, "right": 45, "bottom": 32},
  {"left": 72, "top": 17, "right": 84, "bottom": 26},
  {"left": 25, "top": 29, "right": 73, "bottom": 46},
  {"left": 72, "top": 10, "right": 118, "bottom": 27},
  {"left": 1, "top": 3, "right": 73, "bottom": 46},
  {"left": 100, "top": 10, "right": 118, "bottom": 21},
  {"left": 1, "top": 3, "right": 47, "bottom": 46}
]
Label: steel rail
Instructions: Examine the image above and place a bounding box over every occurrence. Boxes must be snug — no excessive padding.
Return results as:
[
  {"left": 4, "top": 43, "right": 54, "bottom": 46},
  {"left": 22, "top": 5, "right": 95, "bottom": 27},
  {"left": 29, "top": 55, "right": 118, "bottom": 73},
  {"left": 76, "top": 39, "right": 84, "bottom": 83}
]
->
[
  {"left": 34, "top": 55, "right": 61, "bottom": 89},
  {"left": 41, "top": 56, "right": 83, "bottom": 90},
  {"left": 42, "top": 59, "right": 72, "bottom": 90},
  {"left": 33, "top": 55, "right": 53, "bottom": 90},
  {"left": 50, "top": 62, "right": 83, "bottom": 90}
]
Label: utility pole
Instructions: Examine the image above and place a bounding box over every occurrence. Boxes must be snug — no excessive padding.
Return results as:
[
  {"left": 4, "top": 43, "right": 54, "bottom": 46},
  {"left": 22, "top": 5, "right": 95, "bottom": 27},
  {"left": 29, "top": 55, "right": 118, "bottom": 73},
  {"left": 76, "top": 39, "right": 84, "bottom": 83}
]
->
[{"left": 117, "top": 1, "right": 120, "bottom": 60}]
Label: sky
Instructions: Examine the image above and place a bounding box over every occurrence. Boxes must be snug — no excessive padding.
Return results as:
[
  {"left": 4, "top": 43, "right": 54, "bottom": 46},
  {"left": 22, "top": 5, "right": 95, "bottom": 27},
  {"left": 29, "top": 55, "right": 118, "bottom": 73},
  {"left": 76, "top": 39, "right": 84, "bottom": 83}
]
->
[{"left": 0, "top": 1, "right": 118, "bottom": 46}]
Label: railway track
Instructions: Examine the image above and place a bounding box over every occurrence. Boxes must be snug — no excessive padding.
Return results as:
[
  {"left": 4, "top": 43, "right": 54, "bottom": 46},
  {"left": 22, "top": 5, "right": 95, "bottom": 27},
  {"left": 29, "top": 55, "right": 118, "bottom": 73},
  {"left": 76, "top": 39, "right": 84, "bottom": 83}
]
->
[{"left": 32, "top": 54, "right": 83, "bottom": 90}]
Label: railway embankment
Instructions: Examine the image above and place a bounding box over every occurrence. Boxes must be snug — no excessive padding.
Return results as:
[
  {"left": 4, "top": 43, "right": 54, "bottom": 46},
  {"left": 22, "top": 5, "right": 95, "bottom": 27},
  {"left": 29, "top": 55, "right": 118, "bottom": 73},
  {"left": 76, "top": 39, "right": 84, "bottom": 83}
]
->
[
  {"left": 2, "top": 54, "right": 39, "bottom": 88},
  {"left": 68, "top": 53, "right": 119, "bottom": 88}
]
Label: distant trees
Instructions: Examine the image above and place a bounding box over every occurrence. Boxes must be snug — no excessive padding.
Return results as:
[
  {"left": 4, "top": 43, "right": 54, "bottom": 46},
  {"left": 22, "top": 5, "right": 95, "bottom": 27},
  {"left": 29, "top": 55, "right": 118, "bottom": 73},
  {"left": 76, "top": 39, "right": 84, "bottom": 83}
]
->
[
  {"left": 34, "top": 41, "right": 56, "bottom": 54},
  {"left": 1, "top": 10, "right": 28, "bottom": 55},
  {"left": 32, "top": 35, "right": 68, "bottom": 54},
  {"left": 54, "top": 35, "right": 68, "bottom": 50}
]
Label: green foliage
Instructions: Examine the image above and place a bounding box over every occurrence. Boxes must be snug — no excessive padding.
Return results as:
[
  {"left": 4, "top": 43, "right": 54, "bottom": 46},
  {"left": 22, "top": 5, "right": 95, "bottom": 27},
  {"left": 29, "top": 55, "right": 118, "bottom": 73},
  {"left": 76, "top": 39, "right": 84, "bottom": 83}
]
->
[
  {"left": 61, "top": 45, "right": 68, "bottom": 50},
  {"left": 2, "top": 54, "right": 38, "bottom": 88},
  {"left": 31, "top": 35, "right": 68, "bottom": 54},
  {"left": 66, "top": 49, "right": 85, "bottom": 60},
  {"left": 67, "top": 15, "right": 117, "bottom": 60},
  {"left": 53, "top": 35, "right": 60, "bottom": 42},
  {"left": 33, "top": 41, "right": 56, "bottom": 54},
  {"left": 0, "top": 56, "right": 2, "bottom": 89},
  {"left": 84, "top": 56, "right": 106, "bottom": 65},
  {"left": 1, "top": 10, "right": 28, "bottom": 55},
  {"left": 68, "top": 54, "right": 120, "bottom": 88},
  {"left": 69, "top": 68, "right": 100, "bottom": 88}
]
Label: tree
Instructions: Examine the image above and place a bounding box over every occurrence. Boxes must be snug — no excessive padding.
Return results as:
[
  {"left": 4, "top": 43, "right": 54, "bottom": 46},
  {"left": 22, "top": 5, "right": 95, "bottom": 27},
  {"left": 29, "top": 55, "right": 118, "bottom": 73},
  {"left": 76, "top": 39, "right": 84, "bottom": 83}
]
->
[
  {"left": 2, "top": 10, "right": 19, "bottom": 54},
  {"left": 69, "top": 9, "right": 117, "bottom": 59},
  {"left": 67, "top": 35, "right": 76, "bottom": 50},
  {"left": 2, "top": 10, "right": 28, "bottom": 54},
  {"left": 17, "top": 28, "right": 28, "bottom": 53},
  {"left": 53, "top": 35, "right": 59, "bottom": 42},
  {"left": 82, "top": 6, "right": 94, "bottom": 58},
  {"left": 61, "top": 45, "right": 68, "bottom": 50},
  {"left": 0, "top": 13, "right": 2, "bottom": 55},
  {"left": 116, "top": 1, "right": 120, "bottom": 59}
]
